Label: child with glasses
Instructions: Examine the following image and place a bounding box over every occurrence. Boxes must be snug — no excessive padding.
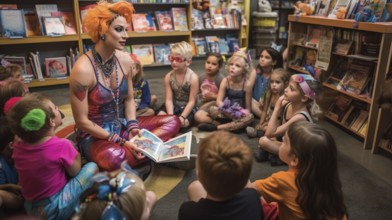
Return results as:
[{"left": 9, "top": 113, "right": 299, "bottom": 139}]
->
[
  {"left": 254, "top": 74, "right": 322, "bottom": 166},
  {"left": 157, "top": 41, "right": 199, "bottom": 130}
]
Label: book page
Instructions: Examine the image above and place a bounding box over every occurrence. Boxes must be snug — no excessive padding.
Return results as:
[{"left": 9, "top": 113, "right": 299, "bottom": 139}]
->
[
  {"left": 158, "top": 131, "right": 192, "bottom": 162},
  {"left": 131, "top": 129, "right": 163, "bottom": 162}
]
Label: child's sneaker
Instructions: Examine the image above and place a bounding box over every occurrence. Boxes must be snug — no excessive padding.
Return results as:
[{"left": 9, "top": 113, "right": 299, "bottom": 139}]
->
[
  {"left": 253, "top": 149, "right": 270, "bottom": 162},
  {"left": 246, "top": 126, "right": 265, "bottom": 138},
  {"left": 198, "top": 123, "right": 217, "bottom": 131}
]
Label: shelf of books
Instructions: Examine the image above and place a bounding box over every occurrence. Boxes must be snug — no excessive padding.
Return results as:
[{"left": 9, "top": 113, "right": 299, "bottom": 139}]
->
[
  {"left": 1, "top": 0, "right": 249, "bottom": 87},
  {"left": 287, "top": 15, "right": 392, "bottom": 153}
]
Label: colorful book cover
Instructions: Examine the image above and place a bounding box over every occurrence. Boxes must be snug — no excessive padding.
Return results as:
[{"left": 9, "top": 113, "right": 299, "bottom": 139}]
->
[
  {"left": 337, "top": 60, "right": 374, "bottom": 95},
  {"left": 191, "top": 9, "right": 204, "bottom": 30},
  {"left": 51, "top": 11, "right": 77, "bottom": 35},
  {"left": 171, "top": 7, "right": 188, "bottom": 31},
  {"left": 0, "top": 9, "right": 27, "bottom": 38},
  {"left": 24, "top": 13, "right": 42, "bottom": 36},
  {"left": 42, "top": 16, "right": 66, "bottom": 36},
  {"left": 206, "top": 36, "right": 220, "bottom": 53},
  {"left": 132, "top": 13, "right": 151, "bottom": 32},
  {"left": 327, "top": 95, "right": 352, "bottom": 121},
  {"left": 0, "top": 4, "right": 17, "bottom": 9},
  {"left": 153, "top": 44, "right": 171, "bottom": 64},
  {"left": 155, "top": 11, "right": 174, "bottom": 31},
  {"left": 35, "top": 4, "right": 58, "bottom": 35},
  {"left": 193, "top": 37, "right": 207, "bottom": 56},
  {"left": 44, "top": 57, "right": 68, "bottom": 78},
  {"left": 131, "top": 44, "right": 154, "bottom": 65}
]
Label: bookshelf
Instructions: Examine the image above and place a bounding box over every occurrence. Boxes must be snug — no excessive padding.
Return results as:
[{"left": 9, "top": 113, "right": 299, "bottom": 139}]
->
[
  {"left": 287, "top": 15, "right": 392, "bottom": 153},
  {"left": 0, "top": 0, "right": 249, "bottom": 88}
]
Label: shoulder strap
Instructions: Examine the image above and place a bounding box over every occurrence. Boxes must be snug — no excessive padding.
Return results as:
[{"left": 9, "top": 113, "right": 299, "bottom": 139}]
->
[
  {"left": 297, "top": 111, "right": 313, "bottom": 123},
  {"left": 85, "top": 54, "right": 99, "bottom": 81},
  {"left": 225, "top": 77, "right": 230, "bottom": 89},
  {"left": 242, "top": 79, "right": 246, "bottom": 90}
]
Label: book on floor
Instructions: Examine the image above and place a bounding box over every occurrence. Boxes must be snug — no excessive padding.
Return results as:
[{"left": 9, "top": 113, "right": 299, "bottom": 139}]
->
[{"left": 130, "top": 129, "right": 192, "bottom": 163}]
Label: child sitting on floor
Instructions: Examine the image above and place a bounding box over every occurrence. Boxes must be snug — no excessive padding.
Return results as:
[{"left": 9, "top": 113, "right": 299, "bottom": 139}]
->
[
  {"left": 7, "top": 93, "right": 98, "bottom": 220},
  {"left": 250, "top": 121, "right": 347, "bottom": 220},
  {"left": 179, "top": 131, "right": 264, "bottom": 220}
]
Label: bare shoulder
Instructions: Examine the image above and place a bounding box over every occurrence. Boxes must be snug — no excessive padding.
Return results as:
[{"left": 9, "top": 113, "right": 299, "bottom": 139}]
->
[
  {"left": 70, "top": 54, "right": 94, "bottom": 85},
  {"left": 115, "top": 50, "right": 132, "bottom": 70}
]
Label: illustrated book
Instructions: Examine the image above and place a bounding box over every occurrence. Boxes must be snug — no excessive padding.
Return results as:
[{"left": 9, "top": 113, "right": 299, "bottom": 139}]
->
[
  {"left": 155, "top": 11, "right": 174, "bottom": 31},
  {"left": 42, "top": 16, "right": 66, "bottom": 36},
  {"left": 50, "top": 11, "right": 77, "bottom": 35},
  {"left": 132, "top": 13, "right": 153, "bottom": 32},
  {"left": 206, "top": 36, "right": 220, "bottom": 53},
  {"left": 0, "top": 9, "right": 26, "bottom": 38},
  {"left": 334, "top": 40, "right": 353, "bottom": 55},
  {"left": 35, "top": 4, "right": 58, "bottom": 35},
  {"left": 171, "top": 7, "right": 188, "bottom": 31},
  {"left": 326, "top": 95, "right": 352, "bottom": 121},
  {"left": 24, "top": 13, "right": 42, "bottom": 36},
  {"left": 153, "top": 44, "right": 171, "bottom": 64},
  {"left": 191, "top": 9, "right": 204, "bottom": 30},
  {"left": 44, "top": 57, "right": 68, "bottom": 78},
  {"left": 131, "top": 44, "right": 154, "bottom": 65},
  {"left": 193, "top": 37, "right": 207, "bottom": 56},
  {"left": 336, "top": 60, "right": 374, "bottom": 95},
  {"left": 130, "top": 129, "right": 192, "bottom": 163}
]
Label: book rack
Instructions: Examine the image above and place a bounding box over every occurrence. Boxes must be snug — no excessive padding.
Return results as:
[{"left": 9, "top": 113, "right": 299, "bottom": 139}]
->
[{"left": 287, "top": 15, "right": 392, "bottom": 154}]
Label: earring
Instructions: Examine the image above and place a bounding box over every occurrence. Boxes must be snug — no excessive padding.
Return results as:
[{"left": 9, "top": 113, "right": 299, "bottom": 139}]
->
[{"left": 100, "top": 35, "right": 105, "bottom": 41}]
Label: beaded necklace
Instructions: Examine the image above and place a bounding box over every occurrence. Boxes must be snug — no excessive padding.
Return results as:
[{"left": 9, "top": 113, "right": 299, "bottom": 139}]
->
[
  {"left": 92, "top": 47, "right": 116, "bottom": 79},
  {"left": 92, "top": 50, "right": 121, "bottom": 133}
]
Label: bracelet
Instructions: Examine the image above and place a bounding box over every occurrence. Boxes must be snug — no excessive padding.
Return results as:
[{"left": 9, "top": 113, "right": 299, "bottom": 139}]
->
[
  {"left": 180, "top": 115, "right": 186, "bottom": 120},
  {"left": 119, "top": 138, "right": 126, "bottom": 146},
  {"left": 126, "top": 119, "right": 139, "bottom": 133}
]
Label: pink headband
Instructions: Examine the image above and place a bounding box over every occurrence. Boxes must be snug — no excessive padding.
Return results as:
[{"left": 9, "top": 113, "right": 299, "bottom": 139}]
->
[
  {"left": 3, "top": 96, "right": 22, "bottom": 115},
  {"left": 291, "top": 74, "right": 316, "bottom": 100}
]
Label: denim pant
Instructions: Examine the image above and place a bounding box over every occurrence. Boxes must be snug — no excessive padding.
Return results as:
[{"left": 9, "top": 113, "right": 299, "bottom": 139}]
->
[{"left": 24, "top": 162, "right": 98, "bottom": 220}]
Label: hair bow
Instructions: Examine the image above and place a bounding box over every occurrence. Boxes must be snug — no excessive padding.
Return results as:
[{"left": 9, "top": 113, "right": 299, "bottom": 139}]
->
[{"left": 271, "top": 42, "right": 283, "bottom": 52}]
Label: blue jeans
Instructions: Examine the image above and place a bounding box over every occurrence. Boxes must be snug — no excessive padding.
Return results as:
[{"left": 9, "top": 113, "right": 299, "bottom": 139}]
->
[{"left": 24, "top": 162, "right": 98, "bottom": 220}]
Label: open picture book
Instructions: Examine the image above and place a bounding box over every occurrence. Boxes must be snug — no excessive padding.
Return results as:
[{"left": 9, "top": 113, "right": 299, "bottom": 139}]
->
[{"left": 130, "top": 129, "right": 192, "bottom": 163}]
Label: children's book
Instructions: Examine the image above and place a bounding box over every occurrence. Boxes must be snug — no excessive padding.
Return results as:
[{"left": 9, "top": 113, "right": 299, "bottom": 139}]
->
[
  {"left": 24, "top": 13, "right": 42, "bottom": 36},
  {"left": 131, "top": 44, "right": 154, "bottom": 65},
  {"left": 153, "top": 44, "right": 171, "bottom": 64},
  {"left": 35, "top": 4, "right": 58, "bottom": 35},
  {"left": 193, "top": 37, "right": 207, "bottom": 56},
  {"left": 50, "top": 11, "right": 77, "bottom": 35},
  {"left": 326, "top": 95, "right": 352, "bottom": 121},
  {"left": 337, "top": 60, "right": 374, "bottom": 95},
  {"left": 218, "top": 38, "right": 229, "bottom": 55},
  {"left": 191, "top": 9, "right": 204, "bottom": 30},
  {"left": 155, "top": 11, "right": 174, "bottom": 31},
  {"left": 132, "top": 13, "right": 151, "bottom": 32},
  {"left": 305, "top": 26, "right": 322, "bottom": 48},
  {"left": 130, "top": 129, "right": 192, "bottom": 163},
  {"left": 44, "top": 57, "right": 68, "bottom": 78},
  {"left": 206, "top": 36, "right": 220, "bottom": 53},
  {"left": 334, "top": 40, "right": 353, "bottom": 55},
  {"left": 171, "top": 7, "right": 188, "bottom": 31},
  {"left": 0, "top": 4, "right": 17, "bottom": 9},
  {"left": 325, "top": 58, "right": 349, "bottom": 87},
  {"left": 0, "top": 9, "right": 27, "bottom": 38},
  {"left": 328, "top": 0, "right": 351, "bottom": 18},
  {"left": 42, "top": 16, "right": 66, "bottom": 36}
]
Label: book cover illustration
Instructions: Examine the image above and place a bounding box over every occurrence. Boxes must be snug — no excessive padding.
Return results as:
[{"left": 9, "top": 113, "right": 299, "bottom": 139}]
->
[
  {"left": 171, "top": 7, "right": 188, "bottom": 31},
  {"left": 24, "top": 13, "right": 42, "bottom": 36},
  {"left": 337, "top": 60, "right": 374, "bottom": 94},
  {"left": 218, "top": 38, "right": 229, "bottom": 55},
  {"left": 131, "top": 129, "right": 192, "bottom": 163},
  {"left": 334, "top": 40, "right": 353, "bottom": 55},
  {"left": 153, "top": 44, "right": 171, "bottom": 64},
  {"left": 131, "top": 44, "right": 154, "bottom": 65},
  {"left": 155, "top": 11, "right": 174, "bottom": 31},
  {"left": 193, "top": 37, "right": 207, "bottom": 55},
  {"left": 206, "top": 36, "right": 220, "bottom": 53},
  {"left": 42, "top": 16, "right": 66, "bottom": 36},
  {"left": 35, "top": 4, "right": 58, "bottom": 35},
  {"left": 132, "top": 13, "right": 151, "bottom": 32},
  {"left": 315, "top": 28, "right": 334, "bottom": 71},
  {"left": 51, "top": 11, "right": 77, "bottom": 35},
  {"left": 327, "top": 95, "right": 352, "bottom": 121},
  {"left": 0, "top": 9, "right": 27, "bottom": 38},
  {"left": 191, "top": 9, "right": 204, "bottom": 30},
  {"left": 305, "top": 26, "right": 322, "bottom": 48},
  {"left": 44, "top": 57, "right": 68, "bottom": 78},
  {"left": 326, "top": 58, "right": 349, "bottom": 87}
]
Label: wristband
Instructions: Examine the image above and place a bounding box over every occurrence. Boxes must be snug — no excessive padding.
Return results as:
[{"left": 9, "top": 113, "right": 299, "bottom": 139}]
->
[
  {"left": 107, "top": 133, "right": 121, "bottom": 144},
  {"left": 126, "top": 119, "right": 139, "bottom": 133},
  {"left": 119, "top": 138, "right": 126, "bottom": 146},
  {"left": 180, "top": 115, "right": 186, "bottom": 120}
]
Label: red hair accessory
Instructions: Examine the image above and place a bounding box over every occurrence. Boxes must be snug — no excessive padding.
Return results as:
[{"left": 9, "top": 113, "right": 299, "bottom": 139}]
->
[{"left": 3, "top": 96, "right": 22, "bottom": 115}]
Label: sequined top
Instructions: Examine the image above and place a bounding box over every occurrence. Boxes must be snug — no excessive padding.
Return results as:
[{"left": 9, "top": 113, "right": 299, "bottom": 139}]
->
[
  {"left": 85, "top": 54, "right": 128, "bottom": 126},
  {"left": 225, "top": 77, "right": 246, "bottom": 108},
  {"left": 169, "top": 68, "right": 195, "bottom": 107}
]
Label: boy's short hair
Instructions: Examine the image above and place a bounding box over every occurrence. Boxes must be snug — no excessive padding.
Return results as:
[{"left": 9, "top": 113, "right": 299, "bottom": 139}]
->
[
  {"left": 197, "top": 131, "right": 253, "bottom": 199},
  {"left": 171, "top": 41, "right": 192, "bottom": 61}
]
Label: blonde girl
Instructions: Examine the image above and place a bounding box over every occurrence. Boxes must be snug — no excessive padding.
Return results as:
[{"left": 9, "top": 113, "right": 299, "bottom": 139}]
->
[
  {"left": 247, "top": 68, "right": 291, "bottom": 138},
  {"left": 255, "top": 74, "right": 322, "bottom": 166},
  {"left": 196, "top": 50, "right": 254, "bottom": 132}
]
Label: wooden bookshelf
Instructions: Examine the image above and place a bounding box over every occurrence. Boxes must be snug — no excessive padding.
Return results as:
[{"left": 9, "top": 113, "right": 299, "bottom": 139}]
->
[
  {"left": 287, "top": 15, "right": 392, "bottom": 153},
  {"left": 1, "top": 0, "right": 249, "bottom": 88}
]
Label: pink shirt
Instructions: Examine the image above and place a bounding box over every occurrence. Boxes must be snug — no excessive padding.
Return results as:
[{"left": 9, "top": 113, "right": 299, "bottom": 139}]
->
[{"left": 12, "top": 136, "right": 78, "bottom": 201}]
